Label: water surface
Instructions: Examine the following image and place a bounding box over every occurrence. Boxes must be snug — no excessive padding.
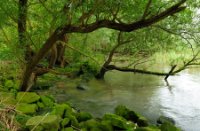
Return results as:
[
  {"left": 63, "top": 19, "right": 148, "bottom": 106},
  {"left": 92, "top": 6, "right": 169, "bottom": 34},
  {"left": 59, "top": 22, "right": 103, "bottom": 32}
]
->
[{"left": 40, "top": 69, "right": 200, "bottom": 131}]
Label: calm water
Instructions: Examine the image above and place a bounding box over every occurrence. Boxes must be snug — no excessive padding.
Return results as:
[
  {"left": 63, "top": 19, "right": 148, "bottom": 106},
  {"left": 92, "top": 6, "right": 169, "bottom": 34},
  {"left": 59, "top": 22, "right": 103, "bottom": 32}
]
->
[{"left": 40, "top": 69, "right": 200, "bottom": 131}]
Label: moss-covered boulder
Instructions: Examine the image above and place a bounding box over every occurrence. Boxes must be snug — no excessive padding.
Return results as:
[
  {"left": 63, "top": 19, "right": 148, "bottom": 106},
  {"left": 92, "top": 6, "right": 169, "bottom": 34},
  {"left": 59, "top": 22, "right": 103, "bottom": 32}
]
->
[
  {"left": 115, "top": 105, "right": 139, "bottom": 122},
  {"left": 40, "top": 95, "right": 55, "bottom": 107},
  {"left": 26, "top": 115, "right": 61, "bottom": 131},
  {"left": 62, "top": 127, "right": 74, "bottom": 131},
  {"left": 77, "top": 112, "right": 93, "bottom": 122},
  {"left": 16, "top": 103, "right": 38, "bottom": 114},
  {"left": 16, "top": 92, "right": 40, "bottom": 103},
  {"left": 61, "top": 118, "right": 70, "bottom": 128},
  {"left": 79, "top": 119, "right": 100, "bottom": 130},
  {"left": 136, "top": 126, "right": 161, "bottom": 131},
  {"left": 51, "top": 104, "right": 73, "bottom": 118},
  {"left": 103, "top": 113, "right": 136, "bottom": 130},
  {"left": 157, "top": 116, "right": 175, "bottom": 125},
  {"left": 160, "top": 122, "right": 181, "bottom": 131},
  {"left": 137, "top": 117, "right": 149, "bottom": 127}
]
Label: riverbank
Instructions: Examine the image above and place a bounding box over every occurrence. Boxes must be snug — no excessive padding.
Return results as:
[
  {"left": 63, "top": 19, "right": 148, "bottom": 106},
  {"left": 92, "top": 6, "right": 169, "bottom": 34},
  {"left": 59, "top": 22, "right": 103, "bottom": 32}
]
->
[{"left": 0, "top": 84, "right": 180, "bottom": 131}]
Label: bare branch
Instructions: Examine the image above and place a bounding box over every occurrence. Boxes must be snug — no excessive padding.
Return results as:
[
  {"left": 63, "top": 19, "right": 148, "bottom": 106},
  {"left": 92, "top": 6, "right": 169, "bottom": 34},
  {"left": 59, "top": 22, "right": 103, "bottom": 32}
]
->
[{"left": 142, "top": 0, "right": 152, "bottom": 20}]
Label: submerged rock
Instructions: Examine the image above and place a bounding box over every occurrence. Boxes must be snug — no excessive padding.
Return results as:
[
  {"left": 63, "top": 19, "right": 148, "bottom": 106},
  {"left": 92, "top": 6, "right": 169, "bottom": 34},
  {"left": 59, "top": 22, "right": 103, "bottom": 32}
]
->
[
  {"left": 137, "top": 117, "right": 149, "bottom": 127},
  {"left": 76, "top": 83, "right": 89, "bottom": 90},
  {"left": 16, "top": 92, "right": 40, "bottom": 103},
  {"left": 157, "top": 116, "right": 175, "bottom": 125},
  {"left": 160, "top": 122, "right": 180, "bottom": 131}
]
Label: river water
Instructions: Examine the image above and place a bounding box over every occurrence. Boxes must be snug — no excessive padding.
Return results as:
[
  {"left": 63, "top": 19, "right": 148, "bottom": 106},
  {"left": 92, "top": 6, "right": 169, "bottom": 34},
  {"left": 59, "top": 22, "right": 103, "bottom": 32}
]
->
[{"left": 41, "top": 69, "right": 200, "bottom": 131}]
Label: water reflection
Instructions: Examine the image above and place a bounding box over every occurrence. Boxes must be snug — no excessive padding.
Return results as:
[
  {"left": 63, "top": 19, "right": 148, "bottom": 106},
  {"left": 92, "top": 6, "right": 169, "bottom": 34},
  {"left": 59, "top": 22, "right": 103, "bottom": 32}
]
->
[{"left": 41, "top": 69, "right": 200, "bottom": 131}]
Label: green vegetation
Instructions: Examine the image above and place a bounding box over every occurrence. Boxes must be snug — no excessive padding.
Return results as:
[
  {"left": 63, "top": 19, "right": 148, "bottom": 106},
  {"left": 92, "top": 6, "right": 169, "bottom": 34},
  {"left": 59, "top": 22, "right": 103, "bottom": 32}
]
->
[{"left": 0, "top": 0, "right": 200, "bottom": 130}]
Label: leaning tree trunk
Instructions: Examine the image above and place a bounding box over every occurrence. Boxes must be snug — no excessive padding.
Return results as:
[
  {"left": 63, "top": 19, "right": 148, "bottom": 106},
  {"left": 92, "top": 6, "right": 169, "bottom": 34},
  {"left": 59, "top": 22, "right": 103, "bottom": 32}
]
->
[{"left": 20, "top": 30, "right": 64, "bottom": 91}]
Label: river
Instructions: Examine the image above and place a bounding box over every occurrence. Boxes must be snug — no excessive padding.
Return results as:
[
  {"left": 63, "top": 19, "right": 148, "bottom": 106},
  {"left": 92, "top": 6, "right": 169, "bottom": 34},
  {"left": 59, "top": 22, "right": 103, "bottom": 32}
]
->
[{"left": 40, "top": 69, "right": 200, "bottom": 131}]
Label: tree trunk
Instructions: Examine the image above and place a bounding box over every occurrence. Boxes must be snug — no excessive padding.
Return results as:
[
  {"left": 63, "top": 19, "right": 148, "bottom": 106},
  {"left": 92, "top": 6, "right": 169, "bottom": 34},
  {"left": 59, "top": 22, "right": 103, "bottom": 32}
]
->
[{"left": 20, "top": 30, "right": 64, "bottom": 91}]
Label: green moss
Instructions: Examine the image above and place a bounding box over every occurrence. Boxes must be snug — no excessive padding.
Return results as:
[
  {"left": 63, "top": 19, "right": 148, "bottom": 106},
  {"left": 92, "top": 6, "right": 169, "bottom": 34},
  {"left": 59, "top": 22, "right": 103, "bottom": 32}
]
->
[
  {"left": 4, "top": 80, "right": 14, "bottom": 89},
  {"left": 137, "top": 117, "right": 149, "bottom": 127},
  {"left": 51, "top": 104, "right": 72, "bottom": 118},
  {"left": 40, "top": 95, "right": 55, "bottom": 107},
  {"left": 26, "top": 115, "right": 61, "bottom": 131},
  {"left": 77, "top": 112, "right": 93, "bottom": 122},
  {"left": 103, "top": 113, "right": 136, "bottom": 129},
  {"left": 61, "top": 118, "right": 70, "bottom": 128},
  {"left": 16, "top": 103, "right": 38, "bottom": 114},
  {"left": 115, "top": 105, "right": 139, "bottom": 122},
  {"left": 16, "top": 92, "right": 40, "bottom": 103},
  {"left": 160, "top": 122, "right": 181, "bottom": 131}
]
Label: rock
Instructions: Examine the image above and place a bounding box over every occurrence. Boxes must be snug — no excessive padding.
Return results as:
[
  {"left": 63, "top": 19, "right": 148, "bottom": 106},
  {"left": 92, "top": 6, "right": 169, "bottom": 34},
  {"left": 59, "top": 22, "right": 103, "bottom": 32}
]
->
[
  {"left": 135, "top": 126, "right": 161, "bottom": 131},
  {"left": 103, "top": 113, "right": 136, "bottom": 130},
  {"left": 62, "top": 127, "right": 74, "bottom": 131},
  {"left": 40, "top": 95, "right": 55, "bottom": 107},
  {"left": 100, "top": 120, "right": 113, "bottom": 131},
  {"left": 0, "top": 92, "right": 16, "bottom": 105},
  {"left": 79, "top": 119, "right": 100, "bottom": 130},
  {"left": 16, "top": 92, "right": 40, "bottom": 103},
  {"left": 4, "top": 80, "right": 14, "bottom": 89},
  {"left": 16, "top": 103, "right": 38, "bottom": 114},
  {"left": 115, "top": 105, "right": 139, "bottom": 122},
  {"left": 76, "top": 83, "right": 89, "bottom": 90},
  {"left": 68, "top": 115, "right": 79, "bottom": 127},
  {"left": 137, "top": 117, "right": 149, "bottom": 127},
  {"left": 37, "top": 101, "right": 45, "bottom": 109},
  {"left": 26, "top": 115, "right": 61, "bottom": 131},
  {"left": 61, "top": 118, "right": 70, "bottom": 128},
  {"left": 160, "top": 122, "right": 181, "bottom": 131},
  {"left": 77, "top": 112, "right": 93, "bottom": 122},
  {"left": 51, "top": 104, "right": 73, "bottom": 118},
  {"left": 157, "top": 116, "right": 175, "bottom": 125}
]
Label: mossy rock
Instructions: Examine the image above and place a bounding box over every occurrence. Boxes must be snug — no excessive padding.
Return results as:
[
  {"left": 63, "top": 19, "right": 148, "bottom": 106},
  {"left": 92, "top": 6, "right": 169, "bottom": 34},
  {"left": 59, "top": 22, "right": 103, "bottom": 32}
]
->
[
  {"left": 100, "top": 120, "right": 113, "bottom": 131},
  {"left": 61, "top": 118, "right": 70, "bottom": 128},
  {"left": 137, "top": 117, "right": 149, "bottom": 127},
  {"left": 62, "top": 127, "right": 74, "bottom": 131},
  {"left": 16, "top": 92, "right": 40, "bottom": 103},
  {"left": 103, "top": 113, "right": 136, "bottom": 130},
  {"left": 160, "top": 122, "right": 181, "bottom": 131},
  {"left": 77, "top": 112, "right": 93, "bottom": 122},
  {"left": 115, "top": 105, "right": 139, "bottom": 122},
  {"left": 37, "top": 101, "right": 45, "bottom": 109},
  {"left": 16, "top": 103, "right": 38, "bottom": 114},
  {"left": 40, "top": 95, "right": 55, "bottom": 107},
  {"left": 68, "top": 115, "right": 79, "bottom": 127},
  {"left": 51, "top": 104, "right": 72, "bottom": 118},
  {"left": 26, "top": 115, "right": 61, "bottom": 131},
  {"left": 0, "top": 92, "right": 16, "bottom": 105},
  {"left": 136, "top": 126, "right": 161, "bottom": 131},
  {"left": 157, "top": 116, "right": 175, "bottom": 125},
  {"left": 79, "top": 119, "right": 100, "bottom": 130}
]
